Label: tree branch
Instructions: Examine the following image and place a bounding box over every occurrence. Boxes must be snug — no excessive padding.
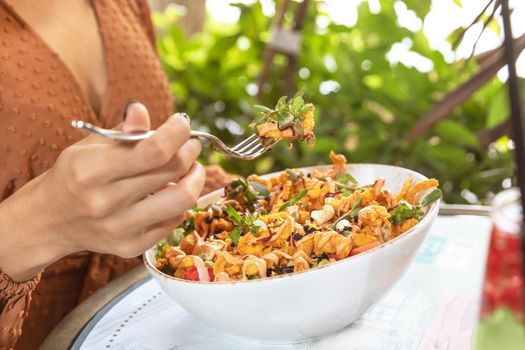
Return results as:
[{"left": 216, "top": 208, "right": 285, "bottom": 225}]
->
[{"left": 406, "top": 32, "right": 525, "bottom": 142}]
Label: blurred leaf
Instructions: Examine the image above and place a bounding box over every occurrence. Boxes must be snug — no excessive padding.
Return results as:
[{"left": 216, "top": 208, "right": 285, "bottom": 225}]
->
[
  {"left": 487, "top": 89, "right": 509, "bottom": 128},
  {"left": 434, "top": 120, "right": 480, "bottom": 148},
  {"left": 154, "top": 0, "right": 515, "bottom": 205}
]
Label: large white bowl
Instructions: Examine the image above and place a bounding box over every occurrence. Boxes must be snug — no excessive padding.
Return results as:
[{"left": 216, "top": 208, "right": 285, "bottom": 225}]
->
[{"left": 144, "top": 164, "right": 440, "bottom": 343}]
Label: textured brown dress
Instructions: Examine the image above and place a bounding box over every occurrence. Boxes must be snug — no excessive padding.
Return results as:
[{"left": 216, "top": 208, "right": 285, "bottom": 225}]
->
[{"left": 0, "top": 1, "right": 232, "bottom": 349}]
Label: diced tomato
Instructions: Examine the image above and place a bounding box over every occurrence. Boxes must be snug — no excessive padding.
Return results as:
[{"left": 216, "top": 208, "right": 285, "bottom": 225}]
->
[
  {"left": 328, "top": 254, "right": 340, "bottom": 261},
  {"left": 184, "top": 266, "right": 199, "bottom": 281},
  {"left": 350, "top": 242, "right": 381, "bottom": 256},
  {"left": 207, "top": 267, "right": 215, "bottom": 281}
]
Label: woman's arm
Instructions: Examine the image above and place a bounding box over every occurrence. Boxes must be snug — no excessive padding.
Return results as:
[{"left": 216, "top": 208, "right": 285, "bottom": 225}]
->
[
  {"left": 0, "top": 102, "right": 204, "bottom": 348},
  {"left": 0, "top": 102, "right": 205, "bottom": 281}
]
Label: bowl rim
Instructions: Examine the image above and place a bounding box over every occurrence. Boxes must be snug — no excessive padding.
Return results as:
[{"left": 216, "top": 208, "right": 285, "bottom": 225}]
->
[{"left": 143, "top": 163, "right": 440, "bottom": 285}]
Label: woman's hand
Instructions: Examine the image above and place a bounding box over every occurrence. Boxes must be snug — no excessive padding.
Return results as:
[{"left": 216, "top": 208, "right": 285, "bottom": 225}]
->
[{"left": 0, "top": 102, "right": 205, "bottom": 282}]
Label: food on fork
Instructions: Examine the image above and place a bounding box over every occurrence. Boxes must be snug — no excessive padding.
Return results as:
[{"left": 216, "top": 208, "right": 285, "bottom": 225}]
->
[
  {"left": 250, "top": 90, "right": 315, "bottom": 148},
  {"left": 155, "top": 152, "right": 441, "bottom": 282}
]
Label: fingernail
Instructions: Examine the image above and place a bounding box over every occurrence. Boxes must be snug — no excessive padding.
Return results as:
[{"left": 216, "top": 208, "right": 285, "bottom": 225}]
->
[
  {"left": 123, "top": 99, "right": 140, "bottom": 121},
  {"left": 175, "top": 113, "right": 191, "bottom": 124}
]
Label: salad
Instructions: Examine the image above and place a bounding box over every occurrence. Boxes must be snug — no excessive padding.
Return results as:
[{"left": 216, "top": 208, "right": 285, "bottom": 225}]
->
[
  {"left": 155, "top": 152, "right": 441, "bottom": 282},
  {"left": 250, "top": 90, "right": 315, "bottom": 148}
]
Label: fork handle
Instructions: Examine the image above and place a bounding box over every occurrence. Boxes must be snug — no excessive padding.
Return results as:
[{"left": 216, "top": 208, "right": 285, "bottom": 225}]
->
[{"left": 71, "top": 120, "right": 207, "bottom": 142}]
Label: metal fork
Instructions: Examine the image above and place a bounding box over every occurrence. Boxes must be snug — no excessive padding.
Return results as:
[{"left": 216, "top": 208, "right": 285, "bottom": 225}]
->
[{"left": 70, "top": 120, "right": 277, "bottom": 160}]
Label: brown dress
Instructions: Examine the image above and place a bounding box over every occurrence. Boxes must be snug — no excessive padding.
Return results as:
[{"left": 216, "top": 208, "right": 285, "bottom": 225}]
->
[{"left": 0, "top": 1, "right": 232, "bottom": 349}]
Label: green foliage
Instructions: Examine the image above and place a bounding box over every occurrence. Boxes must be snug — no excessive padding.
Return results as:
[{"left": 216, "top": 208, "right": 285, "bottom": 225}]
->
[{"left": 154, "top": 0, "right": 517, "bottom": 204}]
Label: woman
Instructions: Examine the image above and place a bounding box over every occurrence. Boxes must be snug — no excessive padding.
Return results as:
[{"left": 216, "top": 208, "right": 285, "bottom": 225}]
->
[{"left": 0, "top": 1, "right": 232, "bottom": 348}]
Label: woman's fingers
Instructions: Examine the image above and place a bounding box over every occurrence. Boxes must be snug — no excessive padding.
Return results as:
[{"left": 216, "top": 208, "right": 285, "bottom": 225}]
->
[
  {"left": 111, "top": 215, "right": 184, "bottom": 258},
  {"left": 122, "top": 102, "right": 151, "bottom": 133},
  {"left": 125, "top": 162, "right": 205, "bottom": 228},
  {"left": 67, "top": 112, "right": 193, "bottom": 184},
  {"left": 132, "top": 113, "right": 191, "bottom": 167},
  {"left": 95, "top": 138, "right": 202, "bottom": 210}
]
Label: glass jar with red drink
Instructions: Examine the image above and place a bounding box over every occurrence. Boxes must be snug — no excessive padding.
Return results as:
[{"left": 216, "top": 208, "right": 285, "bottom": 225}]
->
[{"left": 475, "top": 188, "right": 525, "bottom": 349}]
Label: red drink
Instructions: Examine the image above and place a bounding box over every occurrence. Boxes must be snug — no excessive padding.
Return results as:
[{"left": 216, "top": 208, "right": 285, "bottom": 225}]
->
[{"left": 475, "top": 189, "right": 525, "bottom": 350}]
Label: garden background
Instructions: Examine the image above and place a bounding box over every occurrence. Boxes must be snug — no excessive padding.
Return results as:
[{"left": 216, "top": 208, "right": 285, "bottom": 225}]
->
[{"left": 149, "top": 0, "right": 525, "bottom": 204}]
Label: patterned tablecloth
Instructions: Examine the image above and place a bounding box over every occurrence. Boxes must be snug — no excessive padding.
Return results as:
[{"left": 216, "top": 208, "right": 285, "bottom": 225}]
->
[{"left": 76, "top": 215, "right": 491, "bottom": 350}]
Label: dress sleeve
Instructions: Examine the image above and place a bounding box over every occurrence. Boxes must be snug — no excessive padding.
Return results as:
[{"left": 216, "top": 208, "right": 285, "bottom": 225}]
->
[{"left": 0, "top": 270, "right": 41, "bottom": 349}]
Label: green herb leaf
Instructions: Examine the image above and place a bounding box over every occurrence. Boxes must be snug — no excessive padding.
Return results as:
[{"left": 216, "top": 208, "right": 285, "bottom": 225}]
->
[
  {"left": 341, "top": 188, "right": 354, "bottom": 196},
  {"left": 293, "top": 88, "right": 305, "bottom": 99},
  {"left": 180, "top": 217, "right": 195, "bottom": 232},
  {"left": 277, "top": 111, "right": 294, "bottom": 127},
  {"left": 226, "top": 178, "right": 259, "bottom": 204},
  {"left": 331, "top": 197, "right": 361, "bottom": 228},
  {"left": 389, "top": 201, "right": 423, "bottom": 225},
  {"left": 301, "top": 103, "right": 314, "bottom": 113},
  {"left": 250, "top": 181, "right": 270, "bottom": 197},
  {"left": 279, "top": 189, "right": 308, "bottom": 211},
  {"left": 253, "top": 104, "right": 273, "bottom": 114},
  {"left": 421, "top": 188, "right": 442, "bottom": 207},
  {"left": 253, "top": 90, "right": 312, "bottom": 142},
  {"left": 156, "top": 240, "right": 170, "bottom": 259},
  {"left": 250, "top": 219, "right": 266, "bottom": 235},
  {"left": 230, "top": 227, "right": 242, "bottom": 246},
  {"left": 292, "top": 96, "right": 304, "bottom": 112},
  {"left": 293, "top": 123, "right": 304, "bottom": 136},
  {"left": 276, "top": 96, "right": 287, "bottom": 109},
  {"left": 337, "top": 173, "right": 359, "bottom": 186},
  {"left": 225, "top": 205, "right": 242, "bottom": 224}
]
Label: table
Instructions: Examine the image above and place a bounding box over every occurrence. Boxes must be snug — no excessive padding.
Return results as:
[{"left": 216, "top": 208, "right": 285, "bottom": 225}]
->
[{"left": 41, "top": 214, "right": 492, "bottom": 350}]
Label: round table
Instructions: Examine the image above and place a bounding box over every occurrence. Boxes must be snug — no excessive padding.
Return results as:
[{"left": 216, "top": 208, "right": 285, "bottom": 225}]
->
[{"left": 41, "top": 207, "right": 492, "bottom": 350}]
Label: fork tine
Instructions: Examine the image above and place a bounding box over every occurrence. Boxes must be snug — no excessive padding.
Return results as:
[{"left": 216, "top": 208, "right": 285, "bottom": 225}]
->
[
  {"left": 242, "top": 139, "right": 268, "bottom": 154},
  {"left": 234, "top": 136, "right": 262, "bottom": 153},
  {"left": 241, "top": 140, "right": 277, "bottom": 159},
  {"left": 231, "top": 134, "right": 258, "bottom": 152}
]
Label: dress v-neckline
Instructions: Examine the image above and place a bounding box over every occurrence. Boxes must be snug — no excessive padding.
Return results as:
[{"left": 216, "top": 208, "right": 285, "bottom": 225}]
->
[{"left": 0, "top": 0, "right": 110, "bottom": 122}]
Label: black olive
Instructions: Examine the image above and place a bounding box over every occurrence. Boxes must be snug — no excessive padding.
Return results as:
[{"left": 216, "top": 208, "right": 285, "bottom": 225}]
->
[
  {"left": 204, "top": 216, "right": 213, "bottom": 224},
  {"left": 294, "top": 233, "right": 303, "bottom": 241},
  {"left": 283, "top": 266, "right": 294, "bottom": 274}
]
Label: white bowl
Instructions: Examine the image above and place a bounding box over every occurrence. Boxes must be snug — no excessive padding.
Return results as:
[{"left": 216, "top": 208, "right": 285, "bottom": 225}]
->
[{"left": 144, "top": 164, "right": 440, "bottom": 343}]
